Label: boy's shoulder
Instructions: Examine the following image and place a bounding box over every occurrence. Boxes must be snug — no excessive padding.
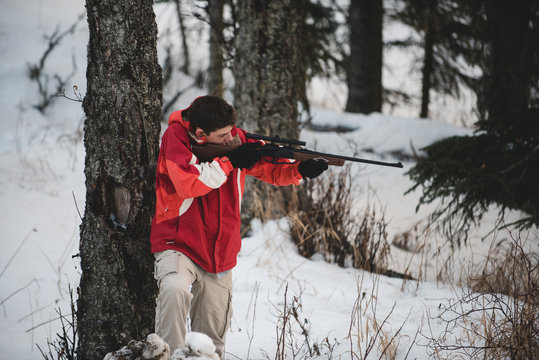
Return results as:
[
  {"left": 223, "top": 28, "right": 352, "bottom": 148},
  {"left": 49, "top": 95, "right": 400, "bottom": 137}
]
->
[{"left": 165, "top": 121, "right": 189, "bottom": 140}]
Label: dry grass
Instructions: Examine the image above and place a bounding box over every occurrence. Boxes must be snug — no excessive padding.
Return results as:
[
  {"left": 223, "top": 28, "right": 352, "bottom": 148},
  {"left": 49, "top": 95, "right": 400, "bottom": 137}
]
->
[
  {"left": 469, "top": 231, "right": 538, "bottom": 298},
  {"left": 37, "top": 287, "right": 78, "bottom": 360},
  {"left": 347, "top": 272, "right": 413, "bottom": 360},
  {"left": 424, "top": 230, "right": 539, "bottom": 360},
  {"left": 286, "top": 166, "right": 390, "bottom": 273},
  {"left": 272, "top": 284, "right": 338, "bottom": 360}
]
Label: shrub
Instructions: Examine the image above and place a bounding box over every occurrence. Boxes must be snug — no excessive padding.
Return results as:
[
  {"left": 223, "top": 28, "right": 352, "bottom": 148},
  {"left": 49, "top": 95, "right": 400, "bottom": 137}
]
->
[
  {"left": 287, "top": 166, "right": 389, "bottom": 273},
  {"left": 425, "top": 230, "right": 539, "bottom": 359}
]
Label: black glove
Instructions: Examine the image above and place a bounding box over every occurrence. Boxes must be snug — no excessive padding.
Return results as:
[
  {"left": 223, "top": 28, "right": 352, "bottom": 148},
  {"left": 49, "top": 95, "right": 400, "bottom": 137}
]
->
[
  {"left": 298, "top": 158, "right": 329, "bottom": 179},
  {"left": 227, "top": 142, "right": 263, "bottom": 169}
]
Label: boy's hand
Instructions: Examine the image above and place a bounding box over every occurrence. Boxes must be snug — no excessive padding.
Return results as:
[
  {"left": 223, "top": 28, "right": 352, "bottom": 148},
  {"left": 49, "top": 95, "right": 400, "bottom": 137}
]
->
[
  {"left": 227, "top": 142, "right": 262, "bottom": 169},
  {"left": 298, "top": 158, "right": 328, "bottom": 179}
]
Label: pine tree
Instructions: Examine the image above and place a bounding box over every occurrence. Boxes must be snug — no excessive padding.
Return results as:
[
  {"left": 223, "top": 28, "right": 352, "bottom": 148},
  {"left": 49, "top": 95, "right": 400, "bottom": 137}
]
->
[
  {"left": 207, "top": 0, "right": 225, "bottom": 96},
  {"left": 231, "top": 0, "right": 307, "bottom": 224},
  {"left": 233, "top": 0, "right": 306, "bottom": 136},
  {"left": 345, "top": 0, "right": 383, "bottom": 114},
  {"left": 388, "top": 0, "right": 478, "bottom": 119},
  {"left": 78, "top": 0, "right": 162, "bottom": 358},
  {"left": 407, "top": 0, "right": 539, "bottom": 244}
]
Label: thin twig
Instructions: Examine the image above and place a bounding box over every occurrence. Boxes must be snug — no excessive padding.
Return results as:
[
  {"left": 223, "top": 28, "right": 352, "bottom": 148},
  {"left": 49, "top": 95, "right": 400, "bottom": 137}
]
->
[
  {"left": 72, "top": 190, "right": 83, "bottom": 220},
  {"left": 26, "top": 312, "right": 73, "bottom": 333},
  {"left": 0, "top": 279, "right": 38, "bottom": 306},
  {"left": 54, "top": 85, "right": 83, "bottom": 103},
  {"left": 0, "top": 228, "right": 37, "bottom": 278},
  {"left": 246, "top": 281, "right": 260, "bottom": 359}
]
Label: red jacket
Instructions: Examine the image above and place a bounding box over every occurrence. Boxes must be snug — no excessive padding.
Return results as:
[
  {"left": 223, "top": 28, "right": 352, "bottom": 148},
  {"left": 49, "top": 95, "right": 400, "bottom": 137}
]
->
[{"left": 150, "top": 109, "right": 303, "bottom": 273}]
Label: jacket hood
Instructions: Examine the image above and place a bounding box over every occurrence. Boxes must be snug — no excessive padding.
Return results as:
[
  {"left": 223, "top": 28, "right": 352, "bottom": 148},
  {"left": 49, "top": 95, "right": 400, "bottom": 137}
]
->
[
  {"left": 168, "top": 108, "right": 207, "bottom": 144},
  {"left": 168, "top": 108, "right": 188, "bottom": 126}
]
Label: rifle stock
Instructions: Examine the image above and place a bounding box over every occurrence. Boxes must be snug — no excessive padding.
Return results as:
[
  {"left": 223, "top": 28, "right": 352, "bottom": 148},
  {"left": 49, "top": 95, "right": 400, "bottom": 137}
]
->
[{"left": 192, "top": 143, "right": 239, "bottom": 163}]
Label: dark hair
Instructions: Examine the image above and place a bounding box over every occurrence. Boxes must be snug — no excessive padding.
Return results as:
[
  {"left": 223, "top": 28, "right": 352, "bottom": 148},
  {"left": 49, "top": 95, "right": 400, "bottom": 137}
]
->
[{"left": 182, "top": 96, "right": 236, "bottom": 134}]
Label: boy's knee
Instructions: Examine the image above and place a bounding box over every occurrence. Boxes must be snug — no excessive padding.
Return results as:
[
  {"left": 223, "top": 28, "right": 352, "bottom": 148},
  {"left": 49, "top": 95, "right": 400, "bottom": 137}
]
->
[{"left": 159, "top": 274, "right": 192, "bottom": 302}]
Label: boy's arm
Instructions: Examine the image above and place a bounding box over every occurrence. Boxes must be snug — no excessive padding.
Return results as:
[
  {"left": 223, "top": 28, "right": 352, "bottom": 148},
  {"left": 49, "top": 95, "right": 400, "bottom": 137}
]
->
[
  {"left": 244, "top": 157, "right": 303, "bottom": 186},
  {"left": 233, "top": 128, "right": 303, "bottom": 186}
]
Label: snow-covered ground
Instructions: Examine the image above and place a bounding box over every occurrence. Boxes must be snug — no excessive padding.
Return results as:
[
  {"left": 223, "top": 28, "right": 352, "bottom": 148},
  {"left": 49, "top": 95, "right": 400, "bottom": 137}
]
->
[{"left": 1, "top": 0, "right": 537, "bottom": 359}]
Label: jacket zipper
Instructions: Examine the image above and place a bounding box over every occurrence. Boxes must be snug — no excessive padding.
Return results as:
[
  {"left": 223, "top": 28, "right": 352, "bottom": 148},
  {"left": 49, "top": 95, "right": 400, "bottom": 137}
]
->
[{"left": 214, "top": 185, "right": 222, "bottom": 272}]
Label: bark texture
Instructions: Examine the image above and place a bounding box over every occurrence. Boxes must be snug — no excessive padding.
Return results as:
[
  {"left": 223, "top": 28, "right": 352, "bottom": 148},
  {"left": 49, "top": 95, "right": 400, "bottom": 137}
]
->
[
  {"left": 207, "top": 0, "right": 224, "bottom": 96},
  {"left": 79, "top": 0, "right": 162, "bottom": 359},
  {"left": 482, "top": 0, "right": 532, "bottom": 129},
  {"left": 174, "top": 0, "right": 191, "bottom": 74},
  {"left": 420, "top": 16, "right": 434, "bottom": 119},
  {"left": 233, "top": 0, "right": 305, "bottom": 138},
  {"left": 345, "top": 0, "right": 383, "bottom": 114}
]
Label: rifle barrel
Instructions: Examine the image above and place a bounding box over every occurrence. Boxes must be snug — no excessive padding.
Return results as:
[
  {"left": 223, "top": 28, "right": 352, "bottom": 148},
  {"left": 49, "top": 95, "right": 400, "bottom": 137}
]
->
[
  {"left": 296, "top": 148, "right": 404, "bottom": 168},
  {"left": 245, "top": 133, "right": 402, "bottom": 168}
]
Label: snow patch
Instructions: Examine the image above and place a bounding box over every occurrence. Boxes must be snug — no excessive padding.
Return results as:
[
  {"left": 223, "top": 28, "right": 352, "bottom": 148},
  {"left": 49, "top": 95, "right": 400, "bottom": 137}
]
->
[{"left": 103, "top": 332, "right": 219, "bottom": 360}]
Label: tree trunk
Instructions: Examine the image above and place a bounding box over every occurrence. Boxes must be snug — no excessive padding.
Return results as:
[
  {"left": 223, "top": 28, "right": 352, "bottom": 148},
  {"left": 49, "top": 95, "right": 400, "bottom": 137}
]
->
[
  {"left": 207, "top": 0, "right": 224, "bottom": 97},
  {"left": 79, "top": 1, "right": 162, "bottom": 359},
  {"left": 345, "top": 0, "right": 383, "bottom": 114},
  {"left": 233, "top": 0, "right": 305, "bottom": 137},
  {"left": 233, "top": 0, "right": 306, "bottom": 223},
  {"left": 175, "top": 0, "right": 191, "bottom": 75},
  {"left": 481, "top": 0, "right": 532, "bottom": 133},
  {"left": 420, "top": 18, "right": 434, "bottom": 119}
]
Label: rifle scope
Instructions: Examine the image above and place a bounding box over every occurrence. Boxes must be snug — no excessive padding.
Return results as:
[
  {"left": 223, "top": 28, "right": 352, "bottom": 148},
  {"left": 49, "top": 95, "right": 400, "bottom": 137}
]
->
[{"left": 246, "top": 133, "right": 306, "bottom": 147}]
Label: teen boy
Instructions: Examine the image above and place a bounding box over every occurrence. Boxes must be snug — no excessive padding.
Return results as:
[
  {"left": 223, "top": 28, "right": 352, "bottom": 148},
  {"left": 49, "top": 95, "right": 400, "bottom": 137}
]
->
[{"left": 150, "top": 96, "right": 327, "bottom": 358}]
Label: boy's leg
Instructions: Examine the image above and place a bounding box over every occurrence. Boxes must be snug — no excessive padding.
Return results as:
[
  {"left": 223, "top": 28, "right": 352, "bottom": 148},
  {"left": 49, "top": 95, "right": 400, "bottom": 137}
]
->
[
  {"left": 190, "top": 270, "right": 233, "bottom": 359},
  {"left": 154, "top": 250, "right": 197, "bottom": 352}
]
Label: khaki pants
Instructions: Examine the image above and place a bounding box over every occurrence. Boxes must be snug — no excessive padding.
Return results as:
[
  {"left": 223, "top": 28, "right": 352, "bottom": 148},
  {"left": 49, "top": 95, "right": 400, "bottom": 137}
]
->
[{"left": 154, "top": 250, "right": 233, "bottom": 359}]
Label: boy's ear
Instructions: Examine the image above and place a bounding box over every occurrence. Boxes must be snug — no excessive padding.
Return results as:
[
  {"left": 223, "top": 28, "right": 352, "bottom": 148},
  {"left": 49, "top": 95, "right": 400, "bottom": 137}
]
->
[{"left": 194, "top": 128, "right": 206, "bottom": 138}]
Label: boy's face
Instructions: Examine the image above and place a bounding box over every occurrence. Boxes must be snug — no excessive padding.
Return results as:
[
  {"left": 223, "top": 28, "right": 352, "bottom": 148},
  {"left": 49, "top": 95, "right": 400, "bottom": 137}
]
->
[{"left": 196, "top": 125, "right": 234, "bottom": 145}]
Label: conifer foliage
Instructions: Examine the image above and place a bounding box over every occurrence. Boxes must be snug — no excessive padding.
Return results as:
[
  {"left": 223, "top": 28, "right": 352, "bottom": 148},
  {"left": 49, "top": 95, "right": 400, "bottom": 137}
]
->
[{"left": 406, "top": 0, "right": 539, "bottom": 244}]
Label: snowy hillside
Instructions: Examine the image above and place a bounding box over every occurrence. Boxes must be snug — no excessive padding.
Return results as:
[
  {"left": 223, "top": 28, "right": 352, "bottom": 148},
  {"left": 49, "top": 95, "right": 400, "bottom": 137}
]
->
[{"left": 1, "top": 1, "right": 537, "bottom": 359}]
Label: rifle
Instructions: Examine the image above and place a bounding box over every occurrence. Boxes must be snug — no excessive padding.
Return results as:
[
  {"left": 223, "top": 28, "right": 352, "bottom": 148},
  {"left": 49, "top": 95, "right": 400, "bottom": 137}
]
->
[{"left": 192, "top": 133, "right": 403, "bottom": 168}]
